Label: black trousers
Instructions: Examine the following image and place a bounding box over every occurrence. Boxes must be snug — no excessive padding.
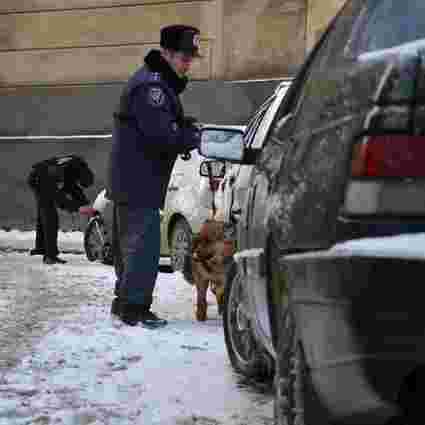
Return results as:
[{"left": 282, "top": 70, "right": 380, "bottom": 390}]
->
[{"left": 33, "top": 191, "right": 59, "bottom": 257}]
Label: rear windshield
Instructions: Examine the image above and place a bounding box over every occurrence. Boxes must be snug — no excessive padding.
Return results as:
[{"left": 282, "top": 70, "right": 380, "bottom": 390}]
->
[{"left": 349, "top": 0, "right": 425, "bottom": 55}]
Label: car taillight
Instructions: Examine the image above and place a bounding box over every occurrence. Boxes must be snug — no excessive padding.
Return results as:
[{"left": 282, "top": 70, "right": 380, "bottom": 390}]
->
[
  {"left": 343, "top": 135, "right": 425, "bottom": 216},
  {"left": 351, "top": 135, "right": 425, "bottom": 178}
]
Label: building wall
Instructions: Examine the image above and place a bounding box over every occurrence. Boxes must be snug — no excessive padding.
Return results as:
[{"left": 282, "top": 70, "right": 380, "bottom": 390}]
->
[
  {"left": 0, "top": 0, "right": 218, "bottom": 87},
  {"left": 0, "top": 0, "right": 345, "bottom": 87},
  {"left": 0, "top": 1, "right": 348, "bottom": 88},
  {"left": 221, "top": 0, "right": 307, "bottom": 80}
]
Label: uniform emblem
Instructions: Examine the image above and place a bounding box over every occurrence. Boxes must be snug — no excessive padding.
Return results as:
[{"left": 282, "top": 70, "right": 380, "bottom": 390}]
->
[
  {"left": 151, "top": 72, "right": 161, "bottom": 82},
  {"left": 148, "top": 86, "right": 165, "bottom": 107}
]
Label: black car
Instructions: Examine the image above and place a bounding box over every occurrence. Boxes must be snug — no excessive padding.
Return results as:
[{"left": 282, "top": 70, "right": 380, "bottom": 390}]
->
[{"left": 200, "top": 1, "right": 425, "bottom": 424}]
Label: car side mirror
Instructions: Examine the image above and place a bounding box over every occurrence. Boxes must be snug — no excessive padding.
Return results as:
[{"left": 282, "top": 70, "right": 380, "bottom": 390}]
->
[
  {"left": 199, "top": 126, "right": 245, "bottom": 162},
  {"left": 199, "top": 160, "right": 226, "bottom": 179}
]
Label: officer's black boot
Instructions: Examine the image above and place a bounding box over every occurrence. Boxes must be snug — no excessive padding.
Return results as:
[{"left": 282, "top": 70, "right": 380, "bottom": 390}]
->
[
  {"left": 139, "top": 309, "right": 167, "bottom": 329},
  {"left": 119, "top": 302, "right": 141, "bottom": 327},
  {"left": 43, "top": 256, "right": 67, "bottom": 264}
]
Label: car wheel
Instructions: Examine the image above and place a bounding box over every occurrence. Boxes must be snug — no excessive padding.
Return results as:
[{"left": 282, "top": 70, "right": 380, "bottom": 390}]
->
[
  {"left": 223, "top": 268, "right": 273, "bottom": 381},
  {"left": 274, "top": 308, "right": 325, "bottom": 425},
  {"left": 84, "top": 216, "right": 113, "bottom": 266},
  {"left": 170, "top": 218, "right": 193, "bottom": 282}
]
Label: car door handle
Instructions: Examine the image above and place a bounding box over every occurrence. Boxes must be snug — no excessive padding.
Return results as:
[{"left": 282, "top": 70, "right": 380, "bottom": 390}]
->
[
  {"left": 231, "top": 208, "right": 242, "bottom": 216},
  {"left": 168, "top": 186, "right": 179, "bottom": 192}
]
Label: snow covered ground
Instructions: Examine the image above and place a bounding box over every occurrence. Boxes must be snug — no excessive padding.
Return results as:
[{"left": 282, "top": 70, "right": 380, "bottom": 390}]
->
[
  {"left": 4, "top": 227, "right": 423, "bottom": 424},
  {"left": 0, "top": 231, "right": 273, "bottom": 425},
  {"left": 0, "top": 229, "right": 85, "bottom": 254}
]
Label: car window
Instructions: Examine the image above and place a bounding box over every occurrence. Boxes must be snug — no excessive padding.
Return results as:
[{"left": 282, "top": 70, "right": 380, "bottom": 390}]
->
[
  {"left": 243, "top": 96, "right": 275, "bottom": 147},
  {"left": 268, "top": 0, "right": 364, "bottom": 140},
  {"left": 251, "top": 83, "right": 292, "bottom": 150},
  {"left": 265, "top": 2, "right": 348, "bottom": 145},
  {"left": 346, "top": 0, "right": 425, "bottom": 56},
  {"left": 242, "top": 115, "right": 258, "bottom": 146}
]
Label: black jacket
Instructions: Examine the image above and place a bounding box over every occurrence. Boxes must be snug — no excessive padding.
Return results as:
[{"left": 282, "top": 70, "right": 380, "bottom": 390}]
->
[{"left": 28, "top": 155, "right": 94, "bottom": 213}]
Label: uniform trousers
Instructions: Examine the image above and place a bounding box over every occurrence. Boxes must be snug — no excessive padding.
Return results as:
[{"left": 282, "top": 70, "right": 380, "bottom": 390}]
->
[{"left": 113, "top": 204, "right": 160, "bottom": 309}]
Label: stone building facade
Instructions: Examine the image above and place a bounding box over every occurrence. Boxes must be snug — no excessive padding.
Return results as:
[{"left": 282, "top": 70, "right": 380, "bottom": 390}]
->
[{"left": 0, "top": 0, "right": 346, "bottom": 88}]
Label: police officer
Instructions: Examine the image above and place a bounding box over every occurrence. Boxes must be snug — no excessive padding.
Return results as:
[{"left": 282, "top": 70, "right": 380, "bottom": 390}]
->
[
  {"left": 28, "top": 155, "right": 94, "bottom": 264},
  {"left": 107, "top": 25, "right": 202, "bottom": 327}
]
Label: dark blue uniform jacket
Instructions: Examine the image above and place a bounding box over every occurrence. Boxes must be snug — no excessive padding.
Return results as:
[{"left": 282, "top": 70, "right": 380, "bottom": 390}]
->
[{"left": 107, "top": 50, "right": 200, "bottom": 208}]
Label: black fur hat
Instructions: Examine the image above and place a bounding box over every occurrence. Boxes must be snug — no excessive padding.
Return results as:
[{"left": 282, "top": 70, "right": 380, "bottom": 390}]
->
[{"left": 160, "top": 25, "right": 201, "bottom": 57}]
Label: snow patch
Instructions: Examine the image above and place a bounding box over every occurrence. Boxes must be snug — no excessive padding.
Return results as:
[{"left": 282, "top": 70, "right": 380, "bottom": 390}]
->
[
  {"left": 0, "top": 255, "right": 273, "bottom": 424},
  {"left": 0, "top": 230, "right": 84, "bottom": 253}
]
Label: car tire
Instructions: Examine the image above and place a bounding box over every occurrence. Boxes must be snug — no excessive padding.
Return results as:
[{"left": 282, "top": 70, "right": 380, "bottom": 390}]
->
[
  {"left": 274, "top": 309, "right": 325, "bottom": 425},
  {"left": 223, "top": 266, "right": 274, "bottom": 381},
  {"left": 84, "top": 216, "right": 114, "bottom": 266},
  {"left": 170, "top": 218, "right": 193, "bottom": 282}
]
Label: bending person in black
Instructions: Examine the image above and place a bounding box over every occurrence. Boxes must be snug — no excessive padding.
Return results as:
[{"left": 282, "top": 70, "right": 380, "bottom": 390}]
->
[{"left": 28, "top": 155, "right": 94, "bottom": 264}]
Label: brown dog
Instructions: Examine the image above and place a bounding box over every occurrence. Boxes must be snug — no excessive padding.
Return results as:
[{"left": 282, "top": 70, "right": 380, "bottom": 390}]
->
[{"left": 191, "top": 218, "right": 226, "bottom": 321}]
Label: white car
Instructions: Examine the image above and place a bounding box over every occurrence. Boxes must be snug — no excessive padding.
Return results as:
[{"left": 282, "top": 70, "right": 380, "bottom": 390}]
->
[{"left": 81, "top": 129, "right": 245, "bottom": 278}]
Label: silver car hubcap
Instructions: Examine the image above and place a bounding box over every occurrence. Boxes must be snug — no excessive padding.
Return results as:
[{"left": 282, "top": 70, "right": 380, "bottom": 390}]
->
[
  {"left": 87, "top": 220, "right": 106, "bottom": 260},
  {"left": 228, "top": 275, "right": 256, "bottom": 365},
  {"left": 171, "top": 227, "right": 190, "bottom": 270}
]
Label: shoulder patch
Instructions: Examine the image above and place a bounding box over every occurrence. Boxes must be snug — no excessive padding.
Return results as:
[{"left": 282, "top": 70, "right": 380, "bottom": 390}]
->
[
  {"left": 147, "top": 86, "right": 165, "bottom": 107},
  {"left": 147, "top": 72, "right": 161, "bottom": 83}
]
